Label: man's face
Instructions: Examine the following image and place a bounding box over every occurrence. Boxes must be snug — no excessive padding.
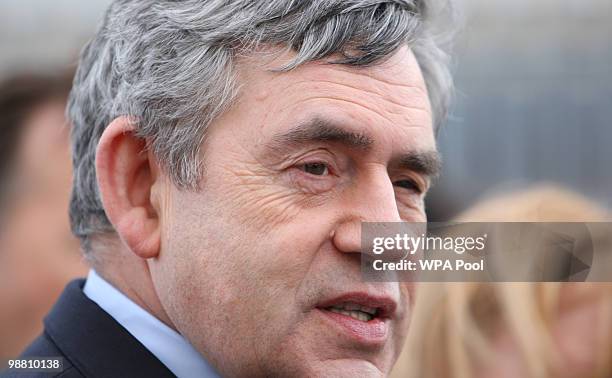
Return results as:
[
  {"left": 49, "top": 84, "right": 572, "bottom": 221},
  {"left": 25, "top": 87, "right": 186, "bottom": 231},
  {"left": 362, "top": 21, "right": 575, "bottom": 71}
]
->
[{"left": 152, "top": 46, "right": 437, "bottom": 377}]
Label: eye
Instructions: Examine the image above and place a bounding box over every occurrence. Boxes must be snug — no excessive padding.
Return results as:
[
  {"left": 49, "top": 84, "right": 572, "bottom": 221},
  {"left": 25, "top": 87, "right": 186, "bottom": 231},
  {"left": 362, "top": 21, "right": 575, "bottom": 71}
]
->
[
  {"left": 394, "top": 179, "right": 422, "bottom": 193},
  {"left": 299, "top": 162, "right": 329, "bottom": 176}
]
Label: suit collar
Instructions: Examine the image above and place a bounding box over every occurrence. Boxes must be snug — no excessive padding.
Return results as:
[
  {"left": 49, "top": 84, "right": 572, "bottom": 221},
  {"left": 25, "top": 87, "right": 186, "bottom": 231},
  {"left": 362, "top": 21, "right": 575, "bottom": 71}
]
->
[{"left": 44, "top": 279, "right": 176, "bottom": 378}]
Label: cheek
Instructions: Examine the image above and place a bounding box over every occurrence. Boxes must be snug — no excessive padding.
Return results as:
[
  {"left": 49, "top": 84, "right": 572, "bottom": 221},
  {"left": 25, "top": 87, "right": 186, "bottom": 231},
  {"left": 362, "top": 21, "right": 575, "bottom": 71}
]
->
[
  {"left": 392, "top": 283, "right": 414, "bottom": 348},
  {"left": 230, "top": 186, "right": 303, "bottom": 232},
  {"left": 159, "top": 185, "right": 335, "bottom": 348},
  {"left": 211, "top": 162, "right": 327, "bottom": 235},
  {"left": 551, "top": 301, "right": 603, "bottom": 377},
  {"left": 209, "top": 159, "right": 288, "bottom": 219}
]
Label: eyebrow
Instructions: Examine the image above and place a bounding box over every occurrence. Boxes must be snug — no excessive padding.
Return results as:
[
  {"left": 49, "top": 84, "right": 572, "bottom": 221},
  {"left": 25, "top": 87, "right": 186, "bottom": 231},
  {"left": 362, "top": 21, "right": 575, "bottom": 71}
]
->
[
  {"left": 392, "top": 150, "right": 442, "bottom": 179},
  {"left": 269, "top": 117, "right": 373, "bottom": 152},
  {"left": 268, "top": 116, "right": 442, "bottom": 178}
]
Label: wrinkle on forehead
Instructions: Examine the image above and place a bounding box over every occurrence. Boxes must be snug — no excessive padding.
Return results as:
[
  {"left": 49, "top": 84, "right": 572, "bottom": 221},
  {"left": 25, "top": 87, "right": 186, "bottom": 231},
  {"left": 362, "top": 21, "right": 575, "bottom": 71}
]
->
[
  {"left": 289, "top": 96, "right": 432, "bottom": 137},
  {"left": 220, "top": 45, "right": 435, "bottom": 152},
  {"left": 269, "top": 78, "right": 431, "bottom": 114},
  {"left": 237, "top": 45, "right": 429, "bottom": 105}
]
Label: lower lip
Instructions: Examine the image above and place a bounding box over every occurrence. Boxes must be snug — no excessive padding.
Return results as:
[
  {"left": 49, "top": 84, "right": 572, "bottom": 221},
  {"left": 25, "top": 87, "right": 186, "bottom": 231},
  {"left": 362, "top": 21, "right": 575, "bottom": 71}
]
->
[{"left": 316, "top": 308, "right": 389, "bottom": 345}]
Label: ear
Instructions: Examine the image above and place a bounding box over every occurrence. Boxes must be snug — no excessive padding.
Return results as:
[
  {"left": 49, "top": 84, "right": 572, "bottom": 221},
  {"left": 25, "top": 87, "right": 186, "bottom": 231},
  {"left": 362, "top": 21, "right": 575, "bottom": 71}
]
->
[{"left": 95, "top": 116, "right": 162, "bottom": 259}]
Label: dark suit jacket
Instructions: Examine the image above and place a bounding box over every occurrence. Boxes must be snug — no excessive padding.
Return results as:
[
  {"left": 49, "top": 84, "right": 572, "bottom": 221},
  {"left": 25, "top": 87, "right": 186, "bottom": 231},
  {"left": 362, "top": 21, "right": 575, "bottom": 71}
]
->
[{"left": 1, "top": 279, "right": 176, "bottom": 378}]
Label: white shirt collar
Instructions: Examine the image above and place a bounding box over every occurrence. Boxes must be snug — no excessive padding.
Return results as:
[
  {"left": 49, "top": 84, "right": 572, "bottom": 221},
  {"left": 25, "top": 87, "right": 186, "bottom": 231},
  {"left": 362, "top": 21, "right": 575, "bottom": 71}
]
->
[{"left": 83, "top": 269, "right": 220, "bottom": 378}]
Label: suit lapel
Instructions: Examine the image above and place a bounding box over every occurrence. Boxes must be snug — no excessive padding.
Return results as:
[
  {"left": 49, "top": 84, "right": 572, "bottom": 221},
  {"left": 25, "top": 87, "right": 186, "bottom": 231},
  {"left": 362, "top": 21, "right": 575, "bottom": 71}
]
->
[{"left": 44, "top": 279, "right": 176, "bottom": 378}]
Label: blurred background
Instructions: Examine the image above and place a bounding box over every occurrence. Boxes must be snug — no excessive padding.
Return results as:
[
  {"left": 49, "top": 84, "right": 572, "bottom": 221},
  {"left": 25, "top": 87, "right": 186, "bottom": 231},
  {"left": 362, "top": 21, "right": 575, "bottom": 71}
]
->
[
  {"left": 0, "top": 0, "right": 610, "bottom": 373},
  {"left": 427, "top": 0, "right": 612, "bottom": 220},
  {"left": 0, "top": 0, "right": 111, "bottom": 362}
]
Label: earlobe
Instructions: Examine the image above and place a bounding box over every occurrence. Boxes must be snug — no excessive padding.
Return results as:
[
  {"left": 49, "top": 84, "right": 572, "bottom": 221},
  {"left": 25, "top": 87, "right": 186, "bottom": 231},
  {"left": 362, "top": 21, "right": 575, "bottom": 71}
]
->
[{"left": 95, "top": 117, "right": 162, "bottom": 259}]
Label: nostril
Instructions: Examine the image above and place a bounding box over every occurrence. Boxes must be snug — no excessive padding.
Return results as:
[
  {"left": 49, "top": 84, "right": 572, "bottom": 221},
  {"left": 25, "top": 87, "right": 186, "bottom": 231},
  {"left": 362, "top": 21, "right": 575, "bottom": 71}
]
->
[{"left": 331, "top": 220, "right": 363, "bottom": 254}]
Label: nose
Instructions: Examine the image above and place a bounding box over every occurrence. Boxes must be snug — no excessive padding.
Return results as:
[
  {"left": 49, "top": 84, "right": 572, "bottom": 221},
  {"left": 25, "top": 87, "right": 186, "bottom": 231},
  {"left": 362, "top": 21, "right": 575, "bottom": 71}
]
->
[{"left": 332, "top": 170, "right": 402, "bottom": 254}]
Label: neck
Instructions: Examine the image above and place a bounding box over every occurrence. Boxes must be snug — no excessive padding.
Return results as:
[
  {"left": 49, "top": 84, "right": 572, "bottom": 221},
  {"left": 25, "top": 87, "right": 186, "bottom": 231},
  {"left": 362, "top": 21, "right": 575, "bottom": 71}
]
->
[{"left": 90, "top": 238, "right": 175, "bottom": 331}]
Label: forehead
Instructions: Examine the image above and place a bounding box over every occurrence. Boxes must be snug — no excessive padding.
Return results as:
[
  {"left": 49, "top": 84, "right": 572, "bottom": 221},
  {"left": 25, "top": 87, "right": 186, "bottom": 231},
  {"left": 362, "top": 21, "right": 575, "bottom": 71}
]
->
[{"left": 219, "top": 46, "right": 435, "bottom": 153}]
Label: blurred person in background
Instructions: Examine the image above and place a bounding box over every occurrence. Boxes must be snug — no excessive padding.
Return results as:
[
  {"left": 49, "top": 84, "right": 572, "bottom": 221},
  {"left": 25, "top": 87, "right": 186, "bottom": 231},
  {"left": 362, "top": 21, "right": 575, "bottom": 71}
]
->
[
  {"left": 392, "top": 184, "right": 612, "bottom": 378},
  {"left": 394, "top": 282, "right": 612, "bottom": 378},
  {"left": 0, "top": 72, "right": 87, "bottom": 361}
]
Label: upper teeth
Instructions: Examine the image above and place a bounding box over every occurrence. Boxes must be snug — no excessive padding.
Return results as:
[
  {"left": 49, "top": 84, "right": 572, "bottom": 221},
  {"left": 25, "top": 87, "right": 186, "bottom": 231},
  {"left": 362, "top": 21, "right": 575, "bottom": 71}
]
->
[{"left": 327, "top": 302, "right": 378, "bottom": 322}]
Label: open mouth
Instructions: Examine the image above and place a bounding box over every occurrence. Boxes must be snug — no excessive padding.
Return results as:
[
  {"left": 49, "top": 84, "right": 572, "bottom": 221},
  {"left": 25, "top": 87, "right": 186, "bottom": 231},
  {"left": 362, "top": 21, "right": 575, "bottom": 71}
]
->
[
  {"left": 324, "top": 302, "right": 379, "bottom": 322},
  {"left": 315, "top": 293, "right": 395, "bottom": 344}
]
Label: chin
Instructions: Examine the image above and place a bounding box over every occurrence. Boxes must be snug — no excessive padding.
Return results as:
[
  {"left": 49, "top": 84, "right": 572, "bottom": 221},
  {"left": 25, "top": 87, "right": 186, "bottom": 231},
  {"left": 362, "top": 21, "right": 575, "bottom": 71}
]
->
[{"left": 307, "top": 359, "right": 386, "bottom": 378}]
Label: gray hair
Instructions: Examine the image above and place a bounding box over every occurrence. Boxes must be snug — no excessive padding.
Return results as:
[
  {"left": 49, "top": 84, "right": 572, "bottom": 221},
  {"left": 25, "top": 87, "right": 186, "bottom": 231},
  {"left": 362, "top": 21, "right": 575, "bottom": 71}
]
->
[{"left": 68, "top": 0, "right": 454, "bottom": 253}]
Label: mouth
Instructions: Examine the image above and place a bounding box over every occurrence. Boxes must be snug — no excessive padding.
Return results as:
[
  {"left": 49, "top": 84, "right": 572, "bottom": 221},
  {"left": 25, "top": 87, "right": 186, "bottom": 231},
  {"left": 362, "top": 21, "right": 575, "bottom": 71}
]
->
[
  {"left": 315, "top": 293, "right": 397, "bottom": 345},
  {"left": 326, "top": 302, "right": 379, "bottom": 322}
]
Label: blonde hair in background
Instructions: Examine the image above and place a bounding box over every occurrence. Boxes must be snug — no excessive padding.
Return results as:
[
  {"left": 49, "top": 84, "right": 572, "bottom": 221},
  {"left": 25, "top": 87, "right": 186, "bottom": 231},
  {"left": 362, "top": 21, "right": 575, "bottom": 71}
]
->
[
  {"left": 455, "top": 183, "right": 610, "bottom": 223},
  {"left": 391, "top": 184, "right": 612, "bottom": 378}
]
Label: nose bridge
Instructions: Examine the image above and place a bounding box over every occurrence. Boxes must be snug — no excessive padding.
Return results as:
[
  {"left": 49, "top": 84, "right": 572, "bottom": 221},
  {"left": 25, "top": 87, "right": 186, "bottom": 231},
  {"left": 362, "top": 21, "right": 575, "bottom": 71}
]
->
[
  {"left": 332, "top": 167, "right": 401, "bottom": 254},
  {"left": 356, "top": 168, "right": 401, "bottom": 224}
]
